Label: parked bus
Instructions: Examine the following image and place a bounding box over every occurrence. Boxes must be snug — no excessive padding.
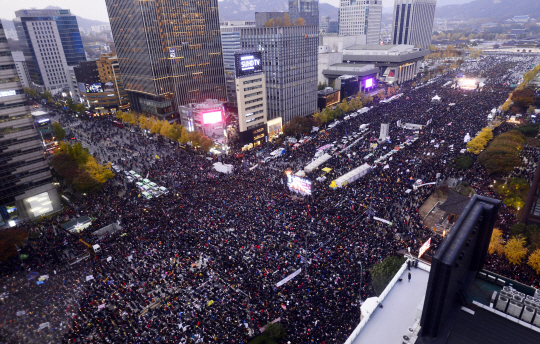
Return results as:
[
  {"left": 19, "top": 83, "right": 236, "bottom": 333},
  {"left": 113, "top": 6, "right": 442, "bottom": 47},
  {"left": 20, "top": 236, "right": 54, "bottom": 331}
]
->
[{"left": 112, "top": 121, "right": 124, "bottom": 128}]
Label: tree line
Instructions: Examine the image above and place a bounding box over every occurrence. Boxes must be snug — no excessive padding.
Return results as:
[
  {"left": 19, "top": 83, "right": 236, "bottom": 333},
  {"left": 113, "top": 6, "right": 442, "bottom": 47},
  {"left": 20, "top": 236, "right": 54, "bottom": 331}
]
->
[{"left": 115, "top": 111, "right": 215, "bottom": 152}]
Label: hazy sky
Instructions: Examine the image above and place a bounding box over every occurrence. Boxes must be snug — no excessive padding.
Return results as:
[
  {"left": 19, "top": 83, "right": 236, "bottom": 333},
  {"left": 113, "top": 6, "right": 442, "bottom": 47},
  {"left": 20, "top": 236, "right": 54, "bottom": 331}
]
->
[{"left": 1, "top": 0, "right": 396, "bottom": 23}]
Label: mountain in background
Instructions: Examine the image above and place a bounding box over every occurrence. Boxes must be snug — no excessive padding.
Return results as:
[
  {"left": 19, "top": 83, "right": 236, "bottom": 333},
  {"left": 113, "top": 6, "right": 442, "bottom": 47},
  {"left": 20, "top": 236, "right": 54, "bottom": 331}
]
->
[
  {"left": 218, "top": 0, "right": 338, "bottom": 21},
  {"left": 435, "top": 0, "right": 540, "bottom": 20}
]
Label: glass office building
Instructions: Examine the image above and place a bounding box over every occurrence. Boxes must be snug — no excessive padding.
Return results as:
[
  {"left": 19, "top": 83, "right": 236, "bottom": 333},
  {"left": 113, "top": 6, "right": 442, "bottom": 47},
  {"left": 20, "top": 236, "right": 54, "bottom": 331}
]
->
[
  {"left": 105, "top": 0, "right": 227, "bottom": 119},
  {"left": 14, "top": 9, "right": 85, "bottom": 90}
]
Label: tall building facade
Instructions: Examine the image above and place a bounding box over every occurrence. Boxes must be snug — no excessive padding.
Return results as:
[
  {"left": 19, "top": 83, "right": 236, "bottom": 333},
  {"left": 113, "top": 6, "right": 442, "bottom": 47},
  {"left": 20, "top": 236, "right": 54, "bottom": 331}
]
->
[
  {"left": 105, "top": 0, "right": 227, "bottom": 120},
  {"left": 240, "top": 25, "right": 318, "bottom": 123},
  {"left": 11, "top": 51, "right": 32, "bottom": 88},
  {"left": 289, "top": 0, "right": 319, "bottom": 26},
  {"left": 391, "top": 0, "right": 437, "bottom": 49},
  {"left": 338, "top": 0, "right": 383, "bottom": 45},
  {"left": 0, "top": 20, "right": 60, "bottom": 225},
  {"left": 14, "top": 9, "right": 85, "bottom": 95}
]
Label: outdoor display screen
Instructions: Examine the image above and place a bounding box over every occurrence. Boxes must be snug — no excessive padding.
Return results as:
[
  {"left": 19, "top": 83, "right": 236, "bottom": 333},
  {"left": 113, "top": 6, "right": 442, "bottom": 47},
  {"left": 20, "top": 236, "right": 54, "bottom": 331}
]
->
[
  {"left": 85, "top": 83, "right": 103, "bottom": 93},
  {"left": 365, "top": 78, "right": 374, "bottom": 88},
  {"left": 287, "top": 175, "right": 312, "bottom": 196},
  {"left": 235, "top": 52, "right": 263, "bottom": 77},
  {"left": 202, "top": 111, "right": 223, "bottom": 125}
]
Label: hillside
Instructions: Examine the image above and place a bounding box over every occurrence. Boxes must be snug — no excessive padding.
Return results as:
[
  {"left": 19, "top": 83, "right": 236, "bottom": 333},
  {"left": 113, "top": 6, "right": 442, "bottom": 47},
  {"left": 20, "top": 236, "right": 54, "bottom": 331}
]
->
[
  {"left": 217, "top": 0, "right": 338, "bottom": 21},
  {"left": 435, "top": 0, "right": 540, "bottom": 20}
]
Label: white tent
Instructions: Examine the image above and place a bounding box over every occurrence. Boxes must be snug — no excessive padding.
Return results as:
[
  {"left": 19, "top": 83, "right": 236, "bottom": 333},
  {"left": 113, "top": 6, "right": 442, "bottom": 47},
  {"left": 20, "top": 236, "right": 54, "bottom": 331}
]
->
[
  {"left": 213, "top": 162, "right": 233, "bottom": 174},
  {"left": 304, "top": 153, "right": 332, "bottom": 173},
  {"left": 334, "top": 164, "right": 371, "bottom": 187},
  {"left": 464, "top": 133, "right": 471, "bottom": 143},
  {"left": 432, "top": 95, "right": 441, "bottom": 102}
]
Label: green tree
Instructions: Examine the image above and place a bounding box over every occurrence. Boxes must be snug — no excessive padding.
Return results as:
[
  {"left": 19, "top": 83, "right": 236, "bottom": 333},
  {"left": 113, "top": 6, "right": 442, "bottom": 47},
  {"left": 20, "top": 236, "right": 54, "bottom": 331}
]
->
[
  {"left": 51, "top": 153, "right": 80, "bottom": 183},
  {"left": 370, "top": 256, "right": 406, "bottom": 295},
  {"left": 23, "top": 87, "right": 38, "bottom": 98},
  {"left": 75, "top": 103, "right": 87, "bottom": 113},
  {"left": 454, "top": 155, "right": 474, "bottom": 170},
  {"left": 505, "top": 235, "right": 528, "bottom": 265},
  {"left": 264, "top": 322, "right": 286, "bottom": 339},
  {"left": 52, "top": 122, "right": 66, "bottom": 141},
  {"left": 514, "top": 124, "right": 538, "bottom": 137},
  {"left": 318, "top": 81, "right": 328, "bottom": 91},
  {"left": 40, "top": 90, "right": 53, "bottom": 103},
  {"left": 73, "top": 170, "right": 103, "bottom": 193},
  {"left": 66, "top": 98, "right": 76, "bottom": 111},
  {"left": 57, "top": 141, "right": 91, "bottom": 167}
]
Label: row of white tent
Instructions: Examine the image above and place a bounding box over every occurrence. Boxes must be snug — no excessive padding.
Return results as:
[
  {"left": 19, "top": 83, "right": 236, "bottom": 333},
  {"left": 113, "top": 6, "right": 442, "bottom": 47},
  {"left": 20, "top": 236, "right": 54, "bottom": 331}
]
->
[
  {"left": 333, "top": 163, "right": 371, "bottom": 188},
  {"left": 304, "top": 153, "right": 332, "bottom": 173}
]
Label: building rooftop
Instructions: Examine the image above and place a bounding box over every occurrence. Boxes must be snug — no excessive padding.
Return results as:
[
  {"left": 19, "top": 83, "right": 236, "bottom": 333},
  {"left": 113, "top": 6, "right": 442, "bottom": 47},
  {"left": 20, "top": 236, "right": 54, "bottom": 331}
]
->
[
  {"left": 351, "top": 265, "right": 430, "bottom": 344},
  {"left": 438, "top": 190, "right": 471, "bottom": 215}
]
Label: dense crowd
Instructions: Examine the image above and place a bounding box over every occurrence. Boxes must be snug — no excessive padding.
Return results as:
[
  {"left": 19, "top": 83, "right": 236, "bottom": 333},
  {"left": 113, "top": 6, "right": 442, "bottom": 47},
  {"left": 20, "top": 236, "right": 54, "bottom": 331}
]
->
[{"left": 1, "top": 52, "right": 540, "bottom": 344}]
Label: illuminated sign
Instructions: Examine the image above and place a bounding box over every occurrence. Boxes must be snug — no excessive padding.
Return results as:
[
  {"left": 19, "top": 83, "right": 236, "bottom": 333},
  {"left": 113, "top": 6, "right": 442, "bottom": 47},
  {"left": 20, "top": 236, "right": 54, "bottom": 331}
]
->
[
  {"left": 202, "top": 111, "right": 222, "bottom": 125},
  {"left": 235, "top": 52, "right": 263, "bottom": 77},
  {"left": 253, "top": 128, "right": 264, "bottom": 134},
  {"left": 0, "top": 90, "right": 17, "bottom": 97},
  {"left": 37, "top": 118, "right": 50, "bottom": 123},
  {"left": 85, "top": 83, "right": 103, "bottom": 93},
  {"left": 365, "top": 78, "right": 374, "bottom": 88},
  {"left": 169, "top": 47, "right": 176, "bottom": 58}
]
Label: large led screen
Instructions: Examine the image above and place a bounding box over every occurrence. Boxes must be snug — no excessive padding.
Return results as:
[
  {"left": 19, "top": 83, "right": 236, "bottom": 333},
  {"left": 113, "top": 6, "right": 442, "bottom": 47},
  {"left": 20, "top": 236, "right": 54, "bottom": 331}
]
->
[
  {"left": 202, "top": 111, "right": 223, "bottom": 125},
  {"left": 25, "top": 192, "right": 53, "bottom": 217},
  {"left": 287, "top": 175, "right": 312, "bottom": 196},
  {"left": 235, "top": 52, "right": 263, "bottom": 77},
  {"left": 85, "top": 83, "right": 103, "bottom": 93}
]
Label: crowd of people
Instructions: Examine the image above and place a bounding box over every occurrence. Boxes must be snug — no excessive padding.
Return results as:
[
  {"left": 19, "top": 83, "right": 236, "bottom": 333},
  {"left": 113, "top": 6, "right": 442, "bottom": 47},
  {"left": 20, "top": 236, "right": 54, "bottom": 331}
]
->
[{"left": 1, "top": 52, "right": 540, "bottom": 344}]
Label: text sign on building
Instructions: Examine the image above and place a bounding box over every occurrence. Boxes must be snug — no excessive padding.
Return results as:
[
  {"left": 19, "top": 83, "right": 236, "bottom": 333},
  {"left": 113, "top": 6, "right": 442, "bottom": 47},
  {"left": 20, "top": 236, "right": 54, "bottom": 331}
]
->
[
  {"left": 235, "top": 52, "right": 263, "bottom": 77},
  {"left": 169, "top": 47, "right": 176, "bottom": 58}
]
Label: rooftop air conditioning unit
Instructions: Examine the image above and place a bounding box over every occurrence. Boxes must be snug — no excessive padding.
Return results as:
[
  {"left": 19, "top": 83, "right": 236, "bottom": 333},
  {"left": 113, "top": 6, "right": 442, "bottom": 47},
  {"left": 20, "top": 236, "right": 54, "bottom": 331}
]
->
[
  {"left": 507, "top": 300, "right": 524, "bottom": 318},
  {"left": 496, "top": 296, "right": 509, "bottom": 312},
  {"left": 533, "top": 312, "right": 540, "bottom": 328},
  {"left": 513, "top": 295, "right": 524, "bottom": 303},
  {"left": 521, "top": 306, "right": 535, "bottom": 323},
  {"left": 534, "top": 289, "right": 540, "bottom": 300},
  {"left": 503, "top": 286, "right": 512, "bottom": 292}
]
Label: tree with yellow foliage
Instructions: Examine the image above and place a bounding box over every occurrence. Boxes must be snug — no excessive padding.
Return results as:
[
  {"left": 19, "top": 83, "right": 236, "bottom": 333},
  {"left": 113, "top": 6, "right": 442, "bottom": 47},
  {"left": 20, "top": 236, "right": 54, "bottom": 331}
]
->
[
  {"left": 505, "top": 235, "right": 528, "bottom": 265},
  {"left": 488, "top": 228, "right": 505, "bottom": 256},
  {"left": 83, "top": 157, "right": 114, "bottom": 184},
  {"left": 294, "top": 17, "right": 305, "bottom": 26},
  {"left": 150, "top": 120, "right": 163, "bottom": 134},
  {"left": 527, "top": 249, "right": 540, "bottom": 274}
]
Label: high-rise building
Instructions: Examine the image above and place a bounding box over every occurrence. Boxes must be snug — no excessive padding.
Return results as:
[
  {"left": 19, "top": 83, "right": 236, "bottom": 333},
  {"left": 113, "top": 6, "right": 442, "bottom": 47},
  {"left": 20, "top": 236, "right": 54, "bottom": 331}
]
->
[
  {"left": 105, "top": 0, "right": 227, "bottom": 120},
  {"left": 220, "top": 25, "right": 255, "bottom": 107},
  {"left": 391, "top": 0, "right": 437, "bottom": 49},
  {"left": 240, "top": 25, "right": 318, "bottom": 124},
  {"left": 338, "top": 0, "right": 383, "bottom": 45},
  {"left": 289, "top": 0, "right": 319, "bottom": 26},
  {"left": 14, "top": 9, "right": 85, "bottom": 96},
  {"left": 0, "top": 20, "right": 61, "bottom": 225}
]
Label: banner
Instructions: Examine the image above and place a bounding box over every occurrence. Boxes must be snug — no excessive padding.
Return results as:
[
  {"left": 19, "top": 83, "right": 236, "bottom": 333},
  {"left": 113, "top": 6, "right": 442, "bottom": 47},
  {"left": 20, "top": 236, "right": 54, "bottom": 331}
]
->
[
  {"left": 16, "top": 311, "right": 25, "bottom": 316},
  {"left": 418, "top": 238, "right": 432, "bottom": 259},
  {"left": 38, "top": 322, "right": 50, "bottom": 330},
  {"left": 373, "top": 216, "right": 393, "bottom": 226},
  {"left": 86, "top": 275, "right": 94, "bottom": 281},
  {"left": 276, "top": 268, "right": 302, "bottom": 287},
  {"left": 98, "top": 304, "right": 106, "bottom": 310}
]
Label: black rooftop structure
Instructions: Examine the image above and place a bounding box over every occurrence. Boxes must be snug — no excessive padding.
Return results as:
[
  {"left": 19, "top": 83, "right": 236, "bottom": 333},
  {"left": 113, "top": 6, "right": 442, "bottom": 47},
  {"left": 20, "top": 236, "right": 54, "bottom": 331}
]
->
[
  {"left": 419, "top": 195, "right": 502, "bottom": 343},
  {"left": 439, "top": 190, "right": 471, "bottom": 216}
]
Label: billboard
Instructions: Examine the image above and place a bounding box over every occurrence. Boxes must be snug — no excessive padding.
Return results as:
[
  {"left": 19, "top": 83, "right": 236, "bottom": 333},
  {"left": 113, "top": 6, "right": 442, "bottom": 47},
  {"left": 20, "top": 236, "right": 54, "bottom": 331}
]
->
[
  {"left": 85, "top": 83, "right": 103, "bottom": 93},
  {"left": 202, "top": 111, "right": 223, "bottom": 125},
  {"left": 287, "top": 175, "right": 312, "bottom": 196},
  {"left": 235, "top": 52, "right": 263, "bottom": 77},
  {"left": 364, "top": 77, "right": 374, "bottom": 88}
]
